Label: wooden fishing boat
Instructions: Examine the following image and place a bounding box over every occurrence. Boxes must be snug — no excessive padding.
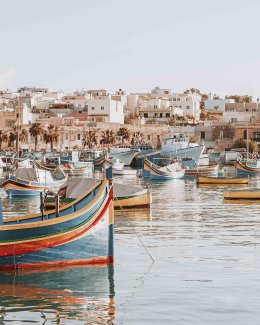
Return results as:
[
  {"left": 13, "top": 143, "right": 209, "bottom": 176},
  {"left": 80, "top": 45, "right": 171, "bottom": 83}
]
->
[
  {"left": 184, "top": 164, "right": 218, "bottom": 177},
  {"left": 142, "top": 158, "right": 184, "bottom": 180},
  {"left": 197, "top": 175, "right": 249, "bottom": 184},
  {"left": 113, "top": 183, "right": 150, "bottom": 211},
  {"left": 223, "top": 189, "right": 260, "bottom": 199},
  {"left": 236, "top": 160, "right": 260, "bottom": 175},
  {"left": 35, "top": 161, "right": 92, "bottom": 176},
  {"left": 44, "top": 179, "right": 151, "bottom": 212},
  {"left": 0, "top": 178, "right": 114, "bottom": 269},
  {"left": 1, "top": 167, "right": 68, "bottom": 196}
]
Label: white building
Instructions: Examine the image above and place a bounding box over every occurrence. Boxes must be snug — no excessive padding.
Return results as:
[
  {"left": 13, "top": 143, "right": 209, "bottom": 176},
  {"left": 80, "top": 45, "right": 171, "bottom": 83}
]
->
[
  {"left": 169, "top": 93, "right": 201, "bottom": 121},
  {"left": 204, "top": 93, "right": 235, "bottom": 112},
  {"left": 85, "top": 94, "right": 124, "bottom": 123}
]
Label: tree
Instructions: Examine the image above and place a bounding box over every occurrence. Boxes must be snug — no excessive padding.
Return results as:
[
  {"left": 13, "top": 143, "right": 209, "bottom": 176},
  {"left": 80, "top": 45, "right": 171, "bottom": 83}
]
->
[
  {"left": 29, "top": 123, "right": 44, "bottom": 152},
  {"left": 19, "top": 128, "right": 28, "bottom": 143},
  {"left": 8, "top": 131, "right": 16, "bottom": 148},
  {"left": 101, "top": 130, "right": 115, "bottom": 145},
  {"left": 117, "top": 127, "right": 130, "bottom": 143},
  {"left": 0, "top": 131, "right": 8, "bottom": 151},
  {"left": 43, "top": 125, "right": 60, "bottom": 151}
]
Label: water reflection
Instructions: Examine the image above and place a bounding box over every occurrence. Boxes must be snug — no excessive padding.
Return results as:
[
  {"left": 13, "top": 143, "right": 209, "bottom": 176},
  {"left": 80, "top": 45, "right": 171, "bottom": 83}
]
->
[{"left": 0, "top": 265, "right": 115, "bottom": 324}]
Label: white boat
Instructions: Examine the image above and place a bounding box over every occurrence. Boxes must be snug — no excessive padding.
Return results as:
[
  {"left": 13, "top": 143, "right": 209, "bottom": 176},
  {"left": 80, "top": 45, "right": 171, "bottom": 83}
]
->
[
  {"left": 109, "top": 145, "right": 139, "bottom": 166},
  {"left": 160, "top": 133, "right": 205, "bottom": 164}
]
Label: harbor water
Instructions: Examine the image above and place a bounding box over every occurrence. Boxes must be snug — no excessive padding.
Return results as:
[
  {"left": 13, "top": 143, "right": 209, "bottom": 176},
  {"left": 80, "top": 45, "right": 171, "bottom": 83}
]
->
[{"left": 1, "top": 169, "right": 260, "bottom": 324}]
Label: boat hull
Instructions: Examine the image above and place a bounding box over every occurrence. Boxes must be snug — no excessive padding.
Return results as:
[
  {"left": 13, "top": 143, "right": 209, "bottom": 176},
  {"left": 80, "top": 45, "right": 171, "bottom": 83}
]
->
[
  {"left": 236, "top": 161, "right": 260, "bottom": 175},
  {"left": 184, "top": 165, "right": 218, "bottom": 177},
  {"left": 0, "top": 180, "right": 114, "bottom": 269},
  {"left": 133, "top": 145, "right": 205, "bottom": 168},
  {"left": 223, "top": 190, "right": 260, "bottom": 199},
  {"left": 114, "top": 190, "right": 150, "bottom": 211},
  {"left": 109, "top": 151, "right": 138, "bottom": 166},
  {"left": 197, "top": 175, "right": 249, "bottom": 184},
  {"left": 1, "top": 175, "right": 67, "bottom": 196}
]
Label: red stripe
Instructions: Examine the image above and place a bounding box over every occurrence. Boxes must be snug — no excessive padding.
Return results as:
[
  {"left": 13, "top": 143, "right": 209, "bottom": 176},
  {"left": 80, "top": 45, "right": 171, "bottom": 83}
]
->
[
  {"left": 0, "top": 256, "right": 114, "bottom": 270},
  {"left": 0, "top": 188, "right": 113, "bottom": 256}
]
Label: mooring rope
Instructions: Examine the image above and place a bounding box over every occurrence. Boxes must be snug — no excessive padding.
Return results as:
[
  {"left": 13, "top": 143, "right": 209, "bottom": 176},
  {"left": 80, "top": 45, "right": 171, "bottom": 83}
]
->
[{"left": 114, "top": 195, "right": 155, "bottom": 264}]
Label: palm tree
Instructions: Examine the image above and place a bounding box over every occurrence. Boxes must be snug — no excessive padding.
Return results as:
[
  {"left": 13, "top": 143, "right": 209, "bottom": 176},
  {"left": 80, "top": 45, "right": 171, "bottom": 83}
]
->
[
  {"left": 101, "top": 130, "right": 115, "bottom": 145},
  {"left": 117, "top": 127, "right": 130, "bottom": 143},
  {"left": 43, "top": 125, "right": 60, "bottom": 151},
  {"left": 29, "top": 123, "right": 44, "bottom": 152},
  {"left": 8, "top": 131, "right": 16, "bottom": 148},
  {"left": 0, "top": 131, "right": 8, "bottom": 151},
  {"left": 19, "top": 128, "right": 28, "bottom": 143},
  {"left": 82, "top": 130, "right": 98, "bottom": 149}
]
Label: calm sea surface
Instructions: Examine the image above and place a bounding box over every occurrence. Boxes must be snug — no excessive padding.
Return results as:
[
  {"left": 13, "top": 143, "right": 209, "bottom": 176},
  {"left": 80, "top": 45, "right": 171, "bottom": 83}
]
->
[{"left": 1, "top": 169, "right": 260, "bottom": 324}]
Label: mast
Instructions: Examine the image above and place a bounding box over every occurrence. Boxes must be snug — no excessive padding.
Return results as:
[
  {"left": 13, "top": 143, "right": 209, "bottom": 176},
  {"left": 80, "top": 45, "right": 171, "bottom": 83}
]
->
[{"left": 246, "top": 123, "right": 249, "bottom": 160}]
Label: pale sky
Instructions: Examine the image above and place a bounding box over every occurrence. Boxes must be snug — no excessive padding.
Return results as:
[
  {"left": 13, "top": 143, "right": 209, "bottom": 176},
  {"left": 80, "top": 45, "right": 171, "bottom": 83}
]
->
[{"left": 1, "top": 0, "right": 260, "bottom": 98}]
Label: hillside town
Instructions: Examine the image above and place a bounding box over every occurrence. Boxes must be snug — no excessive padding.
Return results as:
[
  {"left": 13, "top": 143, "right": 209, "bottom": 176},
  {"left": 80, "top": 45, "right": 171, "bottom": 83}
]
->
[{"left": 0, "top": 85, "right": 259, "bottom": 153}]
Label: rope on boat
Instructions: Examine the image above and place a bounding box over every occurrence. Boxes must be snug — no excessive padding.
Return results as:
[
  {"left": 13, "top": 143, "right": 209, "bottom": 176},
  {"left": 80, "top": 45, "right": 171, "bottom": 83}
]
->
[{"left": 114, "top": 195, "right": 155, "bottom": 264}]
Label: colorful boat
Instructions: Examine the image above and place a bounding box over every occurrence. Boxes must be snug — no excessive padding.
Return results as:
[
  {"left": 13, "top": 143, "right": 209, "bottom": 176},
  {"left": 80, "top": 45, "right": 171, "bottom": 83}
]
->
[
  {"left": 143, "top": 158, "right": 184, "bottom": 180},
  {"left": 113, "top": 183, "right": 150, "bottom": 211},
  {"left": 184, "top": 164, "right": 218, "bottom": 177},
  {"left": 197, "top": 175, "right": 249, "bottom": 184},
  {"left": 236, "top": 160, "right": 260, "bottom": 175},
  {"left": 1, "top": 167, "right": 68, "bottom": 196},
  {"left": 35, "top": 161, "right": 92, "bottom": 176},
  {"left": 0, "top": 178, "right": 114, "bottom": 269},
  {"left": 223, "top": 189, "right": 260, "bottom": 200}
]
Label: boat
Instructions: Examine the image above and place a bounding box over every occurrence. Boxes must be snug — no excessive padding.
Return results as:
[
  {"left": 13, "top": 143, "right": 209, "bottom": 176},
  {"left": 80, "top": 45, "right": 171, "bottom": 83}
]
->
[
  {"left": 223, "top": 189, "right": 260, "bottom": 199},
  {"left": 236, "top": 160, "right": 260, "bottom": 175},
  {"left": 0, "top": 265, "right": 115, "bottom": 323},
  {"left": 35, "top": 161, "right": 93, "bottom": 176},
  {"left": 0, "top": 178, "right": 114, "bottom": 269},
  {"left": 79, "top": 149, "right": 107, "bottom": 168},
  {"left": 114, "top": 183, "right": 150, "bottom": 211},
  {"left": 197, "top": 175, "right": 249, "bottom": 184},
  {"left": 1, "top": 166, "right": 68, "bottom": 196},
  {"left": 109, "top": 145, "right": 139, "bottom": 166},
  {"left": 143, "top": 158, "right": 184, "bottom": 180},
  {"left": 184, "top": 164, "right": 219, "bottom": 177},
  {"left": 104, "top": 158, "right": 125, "bottom": 170},
  {"left": 133, "top": 132, "right": 205, "bottom": 168},
  {"left": 44, "top": 178, "right": 151, "bottom": 212}
]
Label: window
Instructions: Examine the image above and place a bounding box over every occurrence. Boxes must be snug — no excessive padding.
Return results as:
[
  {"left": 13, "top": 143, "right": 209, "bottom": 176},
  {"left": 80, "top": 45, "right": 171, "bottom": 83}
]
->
[
  {"left": 166, "top": 113, "right": 170, "bottom": 118},
  {"left": 186, "top": 106, "right": 190, "bottom": 109},
  {"left": 173, "top": 98, "right": 176, "bottom": 101},
  {"left": 177, "top": 98, "right": 180, "bottom": 101},
  {"left": 154, "top": 113, "right": 158, "bottom": 117},
  {"left": 147, "top": 135, "right": 151, "bottom": 140},
  {"left": 243, "top": 130, "right": 247, "bottom": 140},
  {"left": 220, "top": 130, "right": 224, "bottom": 139},
  {"left": 201, "top": 131, "right": 205, "bottom": 139},
  {"left": 253, "top": 131, "right": 260, "bottom": 141},
  {"left": 154, "top": 105, "right": 158, "bottom": 109},
  {"left": 101, "top": 106, "right": 104, "bottom": 110},
  {"left": 144, "top": 113, "right": 148, "bottom": 118},
  {"left": 77, "top": 134, "right": 81, "bottom": 140},
  {"left": 160, "top": 113, "right": 163, "bottom": 117},
  {"left": 91, "top": 107, "right": 95, "bottom": 110}
]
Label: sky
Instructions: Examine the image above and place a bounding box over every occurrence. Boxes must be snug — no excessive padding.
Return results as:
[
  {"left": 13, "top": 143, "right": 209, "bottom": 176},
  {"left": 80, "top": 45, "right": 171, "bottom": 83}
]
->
[{"left": 1, "top": 0, "right": 260, "bottom": 98}]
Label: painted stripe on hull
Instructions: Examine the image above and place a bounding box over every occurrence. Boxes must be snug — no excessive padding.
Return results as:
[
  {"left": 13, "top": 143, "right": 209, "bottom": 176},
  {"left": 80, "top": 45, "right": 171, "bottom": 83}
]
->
[{"left": 0, "top": 256, "right": 114, "bottom": 270}]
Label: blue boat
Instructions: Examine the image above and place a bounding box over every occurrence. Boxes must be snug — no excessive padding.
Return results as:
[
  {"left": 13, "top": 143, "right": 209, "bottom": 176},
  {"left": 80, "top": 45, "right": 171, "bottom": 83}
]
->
[
  {"left": 0, "top": 178, "right": 114, "bottom": 269},
  {"left": 1, "top": 166, "right": 68, "bottom": 196}
]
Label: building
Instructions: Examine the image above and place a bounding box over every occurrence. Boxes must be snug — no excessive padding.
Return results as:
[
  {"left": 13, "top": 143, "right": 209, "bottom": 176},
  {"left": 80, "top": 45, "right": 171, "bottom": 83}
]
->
[{"left": 85, "top": 94, "right": 124, "bottom": 123}]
